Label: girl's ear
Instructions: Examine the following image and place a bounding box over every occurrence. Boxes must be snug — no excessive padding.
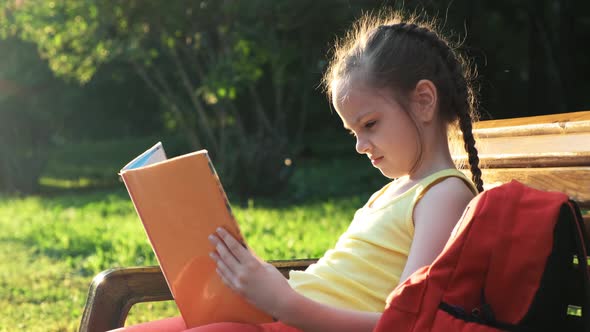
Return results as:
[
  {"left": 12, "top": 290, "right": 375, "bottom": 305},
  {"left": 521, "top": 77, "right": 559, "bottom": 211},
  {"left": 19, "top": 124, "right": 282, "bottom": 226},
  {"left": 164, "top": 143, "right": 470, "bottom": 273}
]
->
[{"left": 411, "top": 79, "right": 438, "bottom": 124}]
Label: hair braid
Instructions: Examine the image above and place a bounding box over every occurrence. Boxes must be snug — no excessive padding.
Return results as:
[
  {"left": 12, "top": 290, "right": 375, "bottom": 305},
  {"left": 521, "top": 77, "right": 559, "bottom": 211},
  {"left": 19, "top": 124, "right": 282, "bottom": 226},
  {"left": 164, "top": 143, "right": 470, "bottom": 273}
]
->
[{"left": 383, "top": 23, "right": 484, "bottom": 192}]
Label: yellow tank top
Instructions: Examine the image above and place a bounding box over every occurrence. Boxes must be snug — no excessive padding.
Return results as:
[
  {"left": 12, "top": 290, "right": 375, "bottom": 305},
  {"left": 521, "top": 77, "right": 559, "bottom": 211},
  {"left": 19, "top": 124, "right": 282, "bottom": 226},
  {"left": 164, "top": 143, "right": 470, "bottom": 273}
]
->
[{"left": 287, "top": 168, "right": 477, "bottom": 312}]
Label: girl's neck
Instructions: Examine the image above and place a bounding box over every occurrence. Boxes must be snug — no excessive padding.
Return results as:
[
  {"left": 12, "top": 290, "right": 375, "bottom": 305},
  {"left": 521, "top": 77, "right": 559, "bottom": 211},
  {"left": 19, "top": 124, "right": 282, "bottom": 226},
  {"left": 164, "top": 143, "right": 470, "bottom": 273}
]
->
[
  {"left": 407, "top": 120, "right": 456, "bottom": 181},
  {"left": 408, "top": 146, "right": 455, "bottom": 182}
]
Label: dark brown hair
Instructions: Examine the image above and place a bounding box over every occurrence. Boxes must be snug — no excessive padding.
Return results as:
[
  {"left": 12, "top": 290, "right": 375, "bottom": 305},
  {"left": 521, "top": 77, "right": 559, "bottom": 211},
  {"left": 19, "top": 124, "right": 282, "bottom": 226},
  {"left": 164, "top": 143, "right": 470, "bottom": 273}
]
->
[{"left": 323, "top": 11, "right": 484, "bottom": 192}]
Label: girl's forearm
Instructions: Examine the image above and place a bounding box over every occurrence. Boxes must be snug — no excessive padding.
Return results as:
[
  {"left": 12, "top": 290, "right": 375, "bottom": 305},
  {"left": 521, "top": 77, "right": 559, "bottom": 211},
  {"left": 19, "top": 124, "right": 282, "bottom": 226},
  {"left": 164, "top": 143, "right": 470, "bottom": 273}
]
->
[{"left": 276, "top": 289, "right": 381, "bottom": 332}]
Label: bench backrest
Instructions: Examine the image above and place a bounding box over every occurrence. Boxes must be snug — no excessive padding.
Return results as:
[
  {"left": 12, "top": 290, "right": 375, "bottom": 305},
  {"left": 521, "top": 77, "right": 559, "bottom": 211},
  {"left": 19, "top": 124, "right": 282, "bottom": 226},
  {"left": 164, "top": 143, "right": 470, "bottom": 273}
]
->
[{"left": 453, "top": 110, "right": 590, "bottom": 225}]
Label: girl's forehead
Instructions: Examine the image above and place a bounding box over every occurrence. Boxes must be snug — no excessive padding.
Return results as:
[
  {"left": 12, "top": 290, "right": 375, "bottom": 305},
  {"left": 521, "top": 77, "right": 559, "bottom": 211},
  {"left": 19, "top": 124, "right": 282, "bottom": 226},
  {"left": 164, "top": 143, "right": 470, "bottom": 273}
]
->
[
  {"left": 333, "top": 85, "right": 385, "bottom": 125},
  {"left": 332, "top": 86, "right": 364, "bottom": 114},
  {"left": 331, "top": 78, "right": 351, "bottom": 104},
  {"left": 332, "top": 79, "right": 396, "bottom": 110},
  {"left": 332, "top": 78, "right": 372, "bottom": 105}
]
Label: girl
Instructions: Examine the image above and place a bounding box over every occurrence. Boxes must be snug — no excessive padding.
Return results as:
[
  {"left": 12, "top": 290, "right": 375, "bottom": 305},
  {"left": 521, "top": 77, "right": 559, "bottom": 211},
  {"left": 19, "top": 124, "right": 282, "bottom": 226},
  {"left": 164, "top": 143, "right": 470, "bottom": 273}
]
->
[{"left": 114, "top": 9, "right": 484, "bottom": 332}]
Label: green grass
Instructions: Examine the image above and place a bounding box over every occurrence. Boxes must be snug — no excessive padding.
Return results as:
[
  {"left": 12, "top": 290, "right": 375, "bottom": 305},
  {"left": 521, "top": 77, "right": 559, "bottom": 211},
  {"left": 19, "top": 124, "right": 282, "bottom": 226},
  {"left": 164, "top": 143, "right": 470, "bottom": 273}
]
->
[{"left": 0, "top": 188, "right": 367, "bottom": 331}]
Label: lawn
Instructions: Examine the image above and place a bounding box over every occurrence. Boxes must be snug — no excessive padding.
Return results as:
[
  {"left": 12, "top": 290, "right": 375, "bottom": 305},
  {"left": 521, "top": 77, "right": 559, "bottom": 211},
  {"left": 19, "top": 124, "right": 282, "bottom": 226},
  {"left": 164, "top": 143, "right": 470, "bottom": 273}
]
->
[{"left": 0, "top": 189, "right": 371, "bottom": 331}]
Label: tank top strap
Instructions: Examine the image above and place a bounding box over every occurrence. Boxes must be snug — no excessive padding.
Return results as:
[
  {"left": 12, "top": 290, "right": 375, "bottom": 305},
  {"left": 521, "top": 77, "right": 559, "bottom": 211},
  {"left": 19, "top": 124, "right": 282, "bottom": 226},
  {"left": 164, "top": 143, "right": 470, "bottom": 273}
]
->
[
  {"left": 404, "top": 169, "right": 478, "bottom": 231},
  {"left": 414, "top": 168, "right": 478, "bottom": 204}
]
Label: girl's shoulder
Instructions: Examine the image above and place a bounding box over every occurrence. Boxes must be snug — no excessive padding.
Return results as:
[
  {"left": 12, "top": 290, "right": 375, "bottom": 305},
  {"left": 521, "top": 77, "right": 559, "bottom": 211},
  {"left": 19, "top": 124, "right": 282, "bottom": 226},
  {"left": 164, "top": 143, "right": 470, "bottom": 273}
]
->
[
  {"left": 419, "top": 175, "right": 476, "bottom": 203},
  {"left": 366, "top": 169, "right": 476, "bottom": 210},
  {"left": 413, "top": 170, "right": 478, "bottom": 224},
  {"left": 415, "top": 168, "right": 478, "bottom": 198}
]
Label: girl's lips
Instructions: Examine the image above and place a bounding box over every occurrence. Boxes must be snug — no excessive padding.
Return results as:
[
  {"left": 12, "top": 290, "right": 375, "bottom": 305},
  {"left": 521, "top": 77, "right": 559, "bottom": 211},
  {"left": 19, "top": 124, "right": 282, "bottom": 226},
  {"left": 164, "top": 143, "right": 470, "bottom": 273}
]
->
[{"left": 371, "top": 157, "right": 383, "bottom": 166}]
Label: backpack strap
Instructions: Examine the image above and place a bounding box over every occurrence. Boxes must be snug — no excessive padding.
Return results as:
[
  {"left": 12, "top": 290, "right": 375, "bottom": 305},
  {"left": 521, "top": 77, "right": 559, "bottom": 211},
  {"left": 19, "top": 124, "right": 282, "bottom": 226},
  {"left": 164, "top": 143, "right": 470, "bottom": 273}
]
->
[{"left": 568, "top": 200, "right": 590, "bottom": 332}]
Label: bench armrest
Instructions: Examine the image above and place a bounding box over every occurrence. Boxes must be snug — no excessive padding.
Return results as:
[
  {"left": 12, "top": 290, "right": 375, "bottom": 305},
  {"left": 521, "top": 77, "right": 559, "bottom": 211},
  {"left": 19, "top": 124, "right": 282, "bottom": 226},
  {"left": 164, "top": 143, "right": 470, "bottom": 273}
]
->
[{"left": 79, "top": 259, "right": 317, "bottom": 332}]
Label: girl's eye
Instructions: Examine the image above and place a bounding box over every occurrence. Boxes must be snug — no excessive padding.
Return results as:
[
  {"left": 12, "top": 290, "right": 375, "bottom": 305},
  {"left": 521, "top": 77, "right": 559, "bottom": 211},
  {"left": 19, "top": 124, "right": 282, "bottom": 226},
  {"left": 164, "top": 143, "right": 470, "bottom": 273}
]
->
[{"left": 365, "top": 121, "right": 376, "bottom": 129}]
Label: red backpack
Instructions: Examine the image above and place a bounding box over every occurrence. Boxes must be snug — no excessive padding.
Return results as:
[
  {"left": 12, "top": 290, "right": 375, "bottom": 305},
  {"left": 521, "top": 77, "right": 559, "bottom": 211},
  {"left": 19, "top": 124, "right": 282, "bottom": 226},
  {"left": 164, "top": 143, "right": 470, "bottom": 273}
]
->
[{"left": 375, "top": 180, "right": 590, "bottom": 332}]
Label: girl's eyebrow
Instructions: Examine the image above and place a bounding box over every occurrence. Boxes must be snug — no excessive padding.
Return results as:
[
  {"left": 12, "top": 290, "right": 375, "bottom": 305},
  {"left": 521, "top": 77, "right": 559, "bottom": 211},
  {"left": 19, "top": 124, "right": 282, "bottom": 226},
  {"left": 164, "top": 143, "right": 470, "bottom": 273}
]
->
[{"left": 344, "top": 110, "right": 378, "bottom": 130}]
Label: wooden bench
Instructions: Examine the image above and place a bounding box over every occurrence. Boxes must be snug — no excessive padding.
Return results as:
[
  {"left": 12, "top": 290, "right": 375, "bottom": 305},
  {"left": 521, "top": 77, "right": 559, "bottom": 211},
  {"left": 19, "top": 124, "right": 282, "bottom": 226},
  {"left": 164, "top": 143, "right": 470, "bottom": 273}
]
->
[{"left": 78, "top": 111, "right": 590, "bottom": 332}]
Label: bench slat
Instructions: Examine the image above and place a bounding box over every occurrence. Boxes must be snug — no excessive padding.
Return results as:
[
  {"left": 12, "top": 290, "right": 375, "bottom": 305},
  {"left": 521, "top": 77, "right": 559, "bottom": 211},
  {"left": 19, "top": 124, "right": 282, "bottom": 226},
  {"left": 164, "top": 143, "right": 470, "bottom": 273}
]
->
[
  {"left": 474, "top": 110, "right": 590, "bottom": 132},
  {"left": 476, "top": 133, "right": 590, "bottom": 155},
  {"left": 455, "top": 152, "right": 590, "bottom": 169},
  {"left": 474, "top": 120, "right": 590, "bottom": 138},
  {"left": 453, "top": 132, "right": 590, "bottom": 168},
  {"left": 461, "top": 167, "right": 590, "bottom": 208}
]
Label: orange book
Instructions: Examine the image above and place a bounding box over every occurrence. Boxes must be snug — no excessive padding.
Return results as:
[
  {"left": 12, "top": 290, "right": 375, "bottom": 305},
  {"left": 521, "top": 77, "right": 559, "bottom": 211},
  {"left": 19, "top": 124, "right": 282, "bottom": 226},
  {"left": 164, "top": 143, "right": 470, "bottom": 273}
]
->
[{"left": 119, "top": 142, "right": 272, "bottom": 327}]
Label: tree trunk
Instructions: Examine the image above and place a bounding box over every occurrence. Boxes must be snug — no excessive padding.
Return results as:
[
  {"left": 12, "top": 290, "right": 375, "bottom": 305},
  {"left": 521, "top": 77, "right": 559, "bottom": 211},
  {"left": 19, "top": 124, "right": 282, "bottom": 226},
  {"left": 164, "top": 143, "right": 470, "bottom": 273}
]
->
[{"left": 132, "top": 62, "right": 202, "bottom": 150}]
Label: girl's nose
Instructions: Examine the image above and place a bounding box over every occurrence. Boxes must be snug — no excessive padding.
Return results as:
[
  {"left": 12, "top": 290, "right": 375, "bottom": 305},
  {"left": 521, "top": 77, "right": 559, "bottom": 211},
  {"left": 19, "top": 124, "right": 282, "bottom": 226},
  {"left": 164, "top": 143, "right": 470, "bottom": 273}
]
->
[{"left": 355, "top": 136, "right": 370, "bottom": 154}]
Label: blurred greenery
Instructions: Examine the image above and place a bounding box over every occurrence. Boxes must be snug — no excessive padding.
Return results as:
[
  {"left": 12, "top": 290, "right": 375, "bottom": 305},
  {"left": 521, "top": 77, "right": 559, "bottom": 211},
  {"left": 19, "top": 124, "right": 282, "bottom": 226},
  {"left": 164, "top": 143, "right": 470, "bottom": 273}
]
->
[
  {"left": 39, "top": 135, "right": 190, "bottom": 190},
  {"left": 0, "top": 0, "right": 383, "bottom": 195}
]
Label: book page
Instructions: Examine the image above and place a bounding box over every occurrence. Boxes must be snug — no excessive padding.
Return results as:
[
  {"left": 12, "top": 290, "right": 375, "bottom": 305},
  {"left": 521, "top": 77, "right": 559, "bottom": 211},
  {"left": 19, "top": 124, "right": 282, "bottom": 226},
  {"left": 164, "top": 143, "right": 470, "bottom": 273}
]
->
[{"left": 121, "top": 141, "right": 168, "bottom": 171}]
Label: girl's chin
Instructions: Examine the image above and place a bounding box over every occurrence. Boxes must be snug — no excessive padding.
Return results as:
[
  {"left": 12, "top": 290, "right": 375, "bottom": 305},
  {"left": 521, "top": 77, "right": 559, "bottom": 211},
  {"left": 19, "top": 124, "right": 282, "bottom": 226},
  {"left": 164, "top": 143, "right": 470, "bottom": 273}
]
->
[
  {"left": 379, "top": 167, "right": 408, "bottom": 179},
  {"left": 379, "top": 169, "right": 397, "bottom": 179}
]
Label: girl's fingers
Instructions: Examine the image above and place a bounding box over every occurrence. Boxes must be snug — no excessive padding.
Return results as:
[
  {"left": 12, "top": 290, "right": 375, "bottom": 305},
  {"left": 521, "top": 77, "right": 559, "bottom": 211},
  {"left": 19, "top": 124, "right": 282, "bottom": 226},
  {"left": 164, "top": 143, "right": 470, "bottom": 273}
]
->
[
  {"left": 213, "top": 253, "right": 237, "bottom": 289},
  {"left": 209, "top": 233, "right": 240, "bottom": 270},
  {"left": 216, "top": 267, "right": 235, "bottom": 290},
  {"left": 215, "top": 228, "right": 253, "bottom": 264}
]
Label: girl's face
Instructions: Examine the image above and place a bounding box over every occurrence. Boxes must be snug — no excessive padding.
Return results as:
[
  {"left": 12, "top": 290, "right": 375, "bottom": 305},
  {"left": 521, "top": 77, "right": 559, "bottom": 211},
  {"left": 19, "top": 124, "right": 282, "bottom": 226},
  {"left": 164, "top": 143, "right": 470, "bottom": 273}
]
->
[{"left": 333, "top": 82, "right": 420, "bottom": 179}]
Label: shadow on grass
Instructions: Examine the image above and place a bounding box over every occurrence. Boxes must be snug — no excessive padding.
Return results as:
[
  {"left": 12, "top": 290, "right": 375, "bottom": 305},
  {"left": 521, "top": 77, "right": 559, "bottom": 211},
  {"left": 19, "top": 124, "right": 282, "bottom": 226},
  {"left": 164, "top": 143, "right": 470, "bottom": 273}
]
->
[{"left": 37, "top": 187, "right": 129, "bottom": 209}]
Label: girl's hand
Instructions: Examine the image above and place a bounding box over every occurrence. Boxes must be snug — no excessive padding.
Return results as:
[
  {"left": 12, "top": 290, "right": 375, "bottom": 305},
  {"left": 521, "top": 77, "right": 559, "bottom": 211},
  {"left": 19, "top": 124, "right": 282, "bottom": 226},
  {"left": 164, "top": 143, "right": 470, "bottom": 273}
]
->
[{"left": 208, "top": 227, "right": 294, "bottom": 319}]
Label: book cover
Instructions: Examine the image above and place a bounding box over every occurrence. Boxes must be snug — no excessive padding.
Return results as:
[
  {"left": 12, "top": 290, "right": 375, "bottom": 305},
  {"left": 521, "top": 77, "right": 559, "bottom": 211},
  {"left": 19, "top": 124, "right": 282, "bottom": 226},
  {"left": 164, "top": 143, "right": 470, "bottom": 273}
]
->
[{"left": 119, "top": 142, "right": 272, "bottom": 327}]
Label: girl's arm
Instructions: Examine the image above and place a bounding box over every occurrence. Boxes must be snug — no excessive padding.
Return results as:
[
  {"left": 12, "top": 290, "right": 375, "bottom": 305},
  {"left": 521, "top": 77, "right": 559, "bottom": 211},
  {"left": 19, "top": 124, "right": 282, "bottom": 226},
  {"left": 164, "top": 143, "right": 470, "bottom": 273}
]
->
[
  {"left": 209, "top": 228, "right": 380, "bottom": 332},
  {"left": 276, "top": 290, "right": 381, "bottom": 332},
  {"left": 399, "top": 177, "right": 475, "bottom": 282}
]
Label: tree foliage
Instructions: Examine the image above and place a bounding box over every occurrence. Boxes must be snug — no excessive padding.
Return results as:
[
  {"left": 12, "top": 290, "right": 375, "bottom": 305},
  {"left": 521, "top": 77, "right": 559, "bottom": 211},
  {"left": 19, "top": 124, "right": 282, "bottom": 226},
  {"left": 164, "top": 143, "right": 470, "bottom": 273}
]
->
[{"left": 1, "top": 0, "right": 376, "bottom": 195}]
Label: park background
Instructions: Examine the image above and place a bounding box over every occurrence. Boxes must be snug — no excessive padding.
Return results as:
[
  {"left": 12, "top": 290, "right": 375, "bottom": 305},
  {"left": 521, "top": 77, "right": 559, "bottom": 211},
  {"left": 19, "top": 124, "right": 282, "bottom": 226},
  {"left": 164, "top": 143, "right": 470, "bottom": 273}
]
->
[{"left": 1, "top": 0, "right": 589, "bottom": 331}]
